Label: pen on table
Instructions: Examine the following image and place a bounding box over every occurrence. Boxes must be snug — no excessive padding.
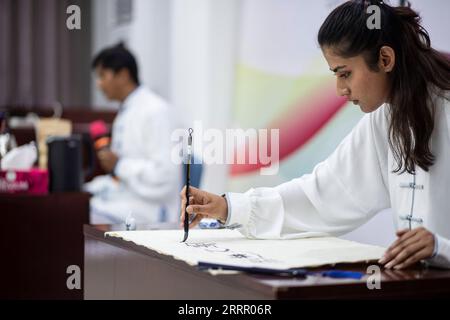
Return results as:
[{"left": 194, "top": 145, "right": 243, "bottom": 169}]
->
[
  {"left": 182, "top": 128, "right": 193, "bottom": 242},
  {"left": 197, "top": 261, "right": 364, "bottom": 279},
  {"left": 197, "top": 262, "right": 307, "bottom": 278}
]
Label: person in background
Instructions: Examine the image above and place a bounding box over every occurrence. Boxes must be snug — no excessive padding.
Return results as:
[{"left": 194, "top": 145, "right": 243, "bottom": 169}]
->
[{"left": 85, "top": 43, "right": 180, "bottom": 224}]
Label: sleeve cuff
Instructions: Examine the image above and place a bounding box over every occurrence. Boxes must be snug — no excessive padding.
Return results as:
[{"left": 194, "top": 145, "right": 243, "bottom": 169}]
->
[
  {"left": 224, "top": 191, "right": 253, "bottom": 229},
  {"left": 430, "top": 233, "right": 439, "bottom": 259},
  {"left": 220, "top": 194, "right": 231, "bottom": 225},
  {"left": 427, "top": 233, "right": 450, "bottom": 269}
]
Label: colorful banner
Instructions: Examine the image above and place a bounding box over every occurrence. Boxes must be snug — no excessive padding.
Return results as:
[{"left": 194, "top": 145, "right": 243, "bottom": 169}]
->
[{"left": 229, "top": 0, "right": 363, "bottom": 191}]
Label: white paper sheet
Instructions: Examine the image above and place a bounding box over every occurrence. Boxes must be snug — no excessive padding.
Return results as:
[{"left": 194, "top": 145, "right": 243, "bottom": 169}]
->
[{"left": 105, "top": 229, "right": 385, "bottom": 270}]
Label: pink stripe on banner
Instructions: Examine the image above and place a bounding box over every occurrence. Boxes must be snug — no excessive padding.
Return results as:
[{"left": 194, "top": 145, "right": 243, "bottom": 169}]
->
[{"left": 230, "top": 83, "right": 347, "bottom": 175}]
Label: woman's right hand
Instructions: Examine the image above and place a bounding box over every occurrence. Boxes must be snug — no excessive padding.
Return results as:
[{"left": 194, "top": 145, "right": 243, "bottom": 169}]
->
[{"left": 179, "top": 186, "right": 228, "bottom": 229}]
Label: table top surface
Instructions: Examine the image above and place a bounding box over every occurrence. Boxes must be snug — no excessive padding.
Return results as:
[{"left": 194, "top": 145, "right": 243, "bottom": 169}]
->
[{"left": 84, "top": 223, "right": 450, "bottom": 299}]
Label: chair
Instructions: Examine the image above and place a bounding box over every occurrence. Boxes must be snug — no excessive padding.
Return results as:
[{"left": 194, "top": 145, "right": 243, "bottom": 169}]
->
[
  {"left": 183, "top": 154, "right": 203, "bottom": 189},
  {"left": 158, "top": 154, "right": 203, "bottom": 222}
]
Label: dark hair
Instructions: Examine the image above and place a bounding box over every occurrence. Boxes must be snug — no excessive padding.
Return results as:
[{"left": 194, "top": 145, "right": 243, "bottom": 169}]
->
[
  {"left": 92, "top": 42, "right": 140, "bottom": 85},
  {"left": 318, "top": 0, "right": 450, "bottom": 174}
]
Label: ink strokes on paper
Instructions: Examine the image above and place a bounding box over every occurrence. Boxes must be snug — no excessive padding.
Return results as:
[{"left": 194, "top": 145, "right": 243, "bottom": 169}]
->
[{"left": 184, "top": 241, "right": 279, "bottom": 264}]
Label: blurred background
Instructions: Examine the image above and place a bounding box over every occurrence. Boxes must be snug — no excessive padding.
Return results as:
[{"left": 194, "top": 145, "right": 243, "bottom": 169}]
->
[{"left": 1, "top": 0, "right": 449, "bottom": 246}]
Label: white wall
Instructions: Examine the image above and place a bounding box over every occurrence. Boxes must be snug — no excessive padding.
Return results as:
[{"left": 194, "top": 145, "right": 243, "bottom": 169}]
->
[
  {"left": 90, "top": 0, "right": 171, "bottom": 108},
  {"left": 128, "top": 0, "right": 171, "bottom": 99},
  {"left": 341, "top": 209, "right": 396, "bottom": 247},
  {"left": 91, "top": 0, "right": 130, "bottom": 109},
  {"left": 169, "top": 0, "right": 239, "bottom": 194},
  {"left": 409, "top": 0, "right": 450, "bottom": 52}
]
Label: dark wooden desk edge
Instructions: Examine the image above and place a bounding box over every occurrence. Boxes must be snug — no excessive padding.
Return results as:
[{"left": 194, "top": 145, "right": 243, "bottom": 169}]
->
[
  {"left": 83, "top": 224, "right": 450, "bottom": 299},
  {"left": 83, "top": 224, "right": 276, "bottom": 299}
]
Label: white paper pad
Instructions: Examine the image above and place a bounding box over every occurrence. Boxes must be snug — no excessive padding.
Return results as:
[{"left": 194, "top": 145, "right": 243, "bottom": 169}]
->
[{"left": 105, "top": 229, "right": 385, "bottom": 270}]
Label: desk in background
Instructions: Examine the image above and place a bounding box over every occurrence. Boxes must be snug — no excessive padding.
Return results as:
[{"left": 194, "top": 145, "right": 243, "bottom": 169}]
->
[
  {"left": 0, "top": 192, "right": 90, "bottom": 299},
  {"left": 84, "top": 224, "right": 450, "bottom": 299},
  {"left": 7, "top": 107, "right": 117, "bottom": 182}
]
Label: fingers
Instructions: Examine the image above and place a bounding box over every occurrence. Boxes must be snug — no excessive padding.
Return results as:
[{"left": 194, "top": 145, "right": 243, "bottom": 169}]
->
[
  {"left": 179, "top": 186, "right": 206, "bottom": 207},
  {"left": 179, "top": 186, "right": 216, "bottom": 229},
  {"left": 97, "top": 148, "right": 111, "bottom": 159},
  {"left": 387, "top": 228, "right": 419, "bottom": 252},
  {"left": 186, "top": 203, "right": 212, "bottom": 215},
  {"left": 186, "top": 185, "right": 200, "bottom": 196},
  {"left": 179, "top": 185, "right": 195, "bottom": 219},
  {"left": 180, "top": 185, "right": 201, "bottom": 197},
  {"left": 178, "top": 212, "right": 204, "bottom": 229},
  {"left": 384, "top": 241, "right": 426, "bottom": 269},
  {"left": 180, "top": 188, "right": 187, "bottom": 223},
  {"left": 381, "top": 232, "right": 422, "bottom": 264},
  {"left": 381, "top": 227, "right": 430, "bottom": 264},
  {"left": 180, "top": 185, "right": 186, "bottom": 198},
  {"left": 379, "top": 227, "right": 435, "bottom": 270},
  {"left": 180, "top": 196, "right": 193, "bottom": 226},
  {"left": 188, "top": 214, "right": 204, "bottom": 229},
  {"left": 396, "top": 229, "right": 409, "bottom": 237},
  {"left": 394, "top": 247, "right": 430, "bottom": 270},
  {"left": 97, "top": 150, "right": 107, "bottom": 162}
]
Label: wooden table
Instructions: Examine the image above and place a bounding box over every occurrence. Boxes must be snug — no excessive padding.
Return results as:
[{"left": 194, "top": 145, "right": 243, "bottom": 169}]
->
[
  {"left": 84, "top": 224, "right": 450, "bottom": 299},
  {"left": 0, "top": 192, "right": 90, "bottom": 299}
]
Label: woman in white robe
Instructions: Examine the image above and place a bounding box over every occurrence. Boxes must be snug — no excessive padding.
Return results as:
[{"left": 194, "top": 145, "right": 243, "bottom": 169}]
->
[{"left": 181, "top": 0, "right": 450, "bottom": 270}]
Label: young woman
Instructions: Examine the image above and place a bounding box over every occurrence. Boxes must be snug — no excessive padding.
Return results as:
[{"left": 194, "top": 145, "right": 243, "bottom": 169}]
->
[{"left": 180, "top": 0, "right": 450, "bottom": 270}]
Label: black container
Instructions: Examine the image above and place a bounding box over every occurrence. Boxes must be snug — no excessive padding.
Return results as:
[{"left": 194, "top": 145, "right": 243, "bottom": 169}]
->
[{"left": 47, "top": 135, "right": 93, "bottom": 192}]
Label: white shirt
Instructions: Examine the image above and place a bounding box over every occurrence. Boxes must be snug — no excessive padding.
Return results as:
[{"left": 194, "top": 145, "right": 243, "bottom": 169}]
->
[
  {"left": 226, "top": 90, "right": 450, "bottom": 269},
  {"left": 85, "top": 86, "right": 181, "bottom": 224}
]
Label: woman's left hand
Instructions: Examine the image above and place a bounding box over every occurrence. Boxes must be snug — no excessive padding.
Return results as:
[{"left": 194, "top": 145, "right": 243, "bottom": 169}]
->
[{"left": 379, "top": 227, "right": 435, "bottom": 270}]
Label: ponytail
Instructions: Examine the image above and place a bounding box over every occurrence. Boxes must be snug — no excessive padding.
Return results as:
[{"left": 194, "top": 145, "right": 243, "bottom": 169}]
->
[{"left": 318, "top": 0, "right": 450, "bottom": 174}]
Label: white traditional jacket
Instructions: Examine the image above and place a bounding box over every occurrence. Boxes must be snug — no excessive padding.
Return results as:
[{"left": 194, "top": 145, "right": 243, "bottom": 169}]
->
[{"left": 226, "top": 90, "right": 450, "bottom": 269}]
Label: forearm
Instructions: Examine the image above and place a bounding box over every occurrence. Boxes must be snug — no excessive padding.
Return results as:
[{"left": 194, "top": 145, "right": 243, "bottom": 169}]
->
[
  {"left": 224, "top": 180, "right": 338, "bottom": 240},
  {"left": 115, "top": 157, "right": 179, "bottom": 201}
]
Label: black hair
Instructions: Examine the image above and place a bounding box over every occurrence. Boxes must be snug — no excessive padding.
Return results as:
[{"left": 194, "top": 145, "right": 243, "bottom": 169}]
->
[
  {"left": 92, "top": 42, "right": 140, "bottom": 85},
  {"left": 318, "top": 0, "right": 450, "bottom": 174}
]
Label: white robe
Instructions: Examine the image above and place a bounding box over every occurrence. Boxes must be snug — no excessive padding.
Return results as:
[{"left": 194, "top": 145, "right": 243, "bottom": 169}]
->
[
  {"left": 85, "top": 86, "right": 181, "bottom": 224},
  {"left": 226, "top": 90, "right": 450, "bottom": 269}
]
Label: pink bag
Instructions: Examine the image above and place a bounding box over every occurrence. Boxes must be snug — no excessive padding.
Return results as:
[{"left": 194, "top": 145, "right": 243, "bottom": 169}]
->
[{"left": 0, "top": 168, "right": 49, "bottom": 195}]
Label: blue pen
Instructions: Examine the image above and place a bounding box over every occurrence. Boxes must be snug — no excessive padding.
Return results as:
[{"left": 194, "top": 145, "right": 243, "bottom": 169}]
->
[{"left": 313, "top": 270, "right": 364, "bottom": 280}]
